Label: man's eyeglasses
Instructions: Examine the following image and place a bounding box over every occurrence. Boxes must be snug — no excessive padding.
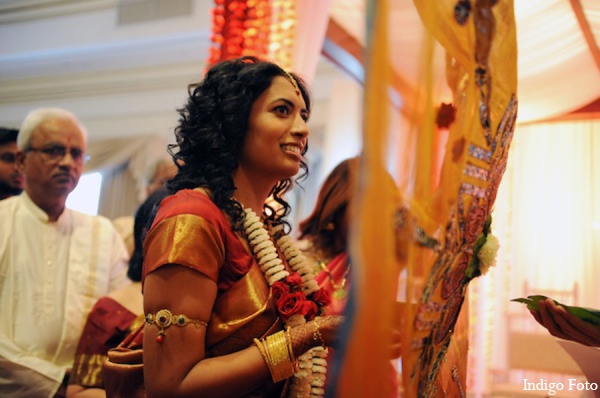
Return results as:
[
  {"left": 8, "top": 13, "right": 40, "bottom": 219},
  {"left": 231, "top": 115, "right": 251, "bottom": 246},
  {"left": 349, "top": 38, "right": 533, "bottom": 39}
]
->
[{"left": 26, "top": 145, "right": 90, "bottom": 164}]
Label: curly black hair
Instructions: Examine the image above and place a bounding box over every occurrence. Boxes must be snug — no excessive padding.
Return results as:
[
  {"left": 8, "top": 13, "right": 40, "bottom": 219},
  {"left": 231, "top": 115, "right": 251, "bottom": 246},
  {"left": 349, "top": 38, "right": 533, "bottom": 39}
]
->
[{"left": 167, "top": 56, "right": 311, "bottom": 232}]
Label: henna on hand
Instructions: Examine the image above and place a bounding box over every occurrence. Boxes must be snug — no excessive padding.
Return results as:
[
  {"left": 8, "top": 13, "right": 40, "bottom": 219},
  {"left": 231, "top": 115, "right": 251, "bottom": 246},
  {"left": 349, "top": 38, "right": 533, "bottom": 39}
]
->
[
  {"left": 288, "top": 322, "right": 315, "bottom": 357},
  {"left": 288, "top": 315, "right": 344, "bottom": 357}
]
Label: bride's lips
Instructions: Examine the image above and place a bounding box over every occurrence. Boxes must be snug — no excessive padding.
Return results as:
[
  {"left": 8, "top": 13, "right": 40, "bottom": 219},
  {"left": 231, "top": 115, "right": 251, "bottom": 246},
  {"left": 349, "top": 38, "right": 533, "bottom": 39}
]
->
[{"left": 281, "top": 143, "right": 303, "bottom": 161}]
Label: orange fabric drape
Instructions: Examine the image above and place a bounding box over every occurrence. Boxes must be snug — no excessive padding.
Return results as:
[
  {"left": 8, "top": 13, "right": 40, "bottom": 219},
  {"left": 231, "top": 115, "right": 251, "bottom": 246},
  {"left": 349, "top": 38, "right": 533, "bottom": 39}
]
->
[
  {"left": 329, "top": 1, "right": 517, "bottom": 397},
  {"left": 335, "top": 1, "right": 399, "bottom": 397}
]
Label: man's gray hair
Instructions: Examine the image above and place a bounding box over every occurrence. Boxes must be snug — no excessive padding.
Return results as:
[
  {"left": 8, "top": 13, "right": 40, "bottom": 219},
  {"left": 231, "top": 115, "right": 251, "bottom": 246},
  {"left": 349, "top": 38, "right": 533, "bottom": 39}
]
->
[{"left": 17, "top": 108, "right": 88, "bottom": 150}]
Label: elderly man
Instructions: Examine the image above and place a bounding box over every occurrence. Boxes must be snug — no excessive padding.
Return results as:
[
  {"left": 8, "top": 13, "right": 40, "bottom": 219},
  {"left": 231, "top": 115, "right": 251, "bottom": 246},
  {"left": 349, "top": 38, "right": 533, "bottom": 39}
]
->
[
  {"left": 0, "top": 108, "right": 130, "bottom": 397},
  {"left": 0, "top": 127, "right": 25, "bottom": 200}
]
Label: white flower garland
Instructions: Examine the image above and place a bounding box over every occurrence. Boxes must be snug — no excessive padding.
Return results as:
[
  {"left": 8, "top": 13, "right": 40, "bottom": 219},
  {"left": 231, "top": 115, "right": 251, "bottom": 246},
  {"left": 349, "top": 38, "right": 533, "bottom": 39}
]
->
[{"left": 243, "top": 208, "right": 328, "bottom": 398}]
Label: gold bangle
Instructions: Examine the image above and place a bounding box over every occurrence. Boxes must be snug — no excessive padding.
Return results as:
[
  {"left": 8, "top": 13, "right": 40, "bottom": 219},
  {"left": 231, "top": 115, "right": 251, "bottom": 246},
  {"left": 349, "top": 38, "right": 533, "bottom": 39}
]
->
[
  {"left": 254, "top": 338, "right": 275, "bottom": 377},
  {"left": 312, "top": 317, "right": 326, "bottom": 348},
  {"left": 285, "top": 327, "right": 299, "bottom": 373},
  {"left": 264, "top": 331, "right": 295, "bottom": 382}
]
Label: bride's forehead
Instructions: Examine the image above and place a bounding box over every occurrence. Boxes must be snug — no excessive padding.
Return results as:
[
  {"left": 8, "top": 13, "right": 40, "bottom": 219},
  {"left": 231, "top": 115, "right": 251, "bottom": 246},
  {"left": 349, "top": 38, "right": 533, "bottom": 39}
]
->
[
  {"left": 267, "top": 76, "right": 296, "bottom": 92},
  {"left": 261, "top": 77, "right": 306, "bottom": 107}
]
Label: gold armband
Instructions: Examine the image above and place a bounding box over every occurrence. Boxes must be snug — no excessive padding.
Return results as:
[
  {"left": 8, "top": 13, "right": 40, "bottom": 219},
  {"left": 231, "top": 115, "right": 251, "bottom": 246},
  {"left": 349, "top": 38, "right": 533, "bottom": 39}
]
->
[{"left": 145, "top": 309, "right": 208, "bottom": 343}]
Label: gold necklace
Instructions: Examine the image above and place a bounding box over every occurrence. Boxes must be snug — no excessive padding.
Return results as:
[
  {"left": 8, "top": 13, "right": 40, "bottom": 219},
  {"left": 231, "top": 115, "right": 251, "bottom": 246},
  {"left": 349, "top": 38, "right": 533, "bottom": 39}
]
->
[{"left": 318, "top": 260, "right": 350, "bottom": 300}]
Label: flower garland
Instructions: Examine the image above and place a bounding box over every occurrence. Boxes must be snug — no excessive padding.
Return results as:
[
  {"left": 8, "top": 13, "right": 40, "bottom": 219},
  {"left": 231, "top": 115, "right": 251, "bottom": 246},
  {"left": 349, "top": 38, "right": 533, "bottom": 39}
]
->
[
  {"left": 243, "top": 208, "right": 331, "bottom": 397},
  {"left": 207, "top": 0, "right": 271, "bottom": 68}
]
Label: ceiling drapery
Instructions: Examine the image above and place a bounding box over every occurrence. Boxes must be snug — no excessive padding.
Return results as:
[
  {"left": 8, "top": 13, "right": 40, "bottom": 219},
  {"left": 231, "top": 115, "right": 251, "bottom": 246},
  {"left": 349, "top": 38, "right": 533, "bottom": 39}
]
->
[{"left": 327, "top": 0, "right": 600, "bottom": 124}]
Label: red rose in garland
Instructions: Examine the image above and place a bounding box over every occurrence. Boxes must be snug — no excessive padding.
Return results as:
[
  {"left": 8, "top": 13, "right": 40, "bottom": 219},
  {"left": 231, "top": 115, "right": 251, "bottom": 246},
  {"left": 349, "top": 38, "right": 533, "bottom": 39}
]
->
[
  {"left": 242, "top": 207, "right": 333, "bottom": 396},
  {"left": 285, "top": 273, "right": 303, "bottom": 287},
  {"left": 272, "top": 281, "right": 291, "bottom": 302},
  {"left": 311, "top": 288, "right": 332, "bottom": 309},
  {"left": 300, "top": 300, "right": 320, "bottom": 319},
  {"left": 276, "top": 291, "right": 307, "bottom": 320}
]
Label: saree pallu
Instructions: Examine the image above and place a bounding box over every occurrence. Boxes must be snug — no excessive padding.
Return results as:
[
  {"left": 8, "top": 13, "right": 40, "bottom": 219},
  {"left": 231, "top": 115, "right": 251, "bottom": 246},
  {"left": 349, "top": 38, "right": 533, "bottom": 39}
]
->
[{"left": 69, "top": 297, "right": 141, "bottom": 388}]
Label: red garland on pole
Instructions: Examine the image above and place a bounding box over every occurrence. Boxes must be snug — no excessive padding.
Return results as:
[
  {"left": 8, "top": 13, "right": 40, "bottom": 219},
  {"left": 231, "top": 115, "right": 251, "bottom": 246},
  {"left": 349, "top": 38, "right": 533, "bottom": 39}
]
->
[{"left": 208, "top": 0, "right": 271, "bottom": 68}]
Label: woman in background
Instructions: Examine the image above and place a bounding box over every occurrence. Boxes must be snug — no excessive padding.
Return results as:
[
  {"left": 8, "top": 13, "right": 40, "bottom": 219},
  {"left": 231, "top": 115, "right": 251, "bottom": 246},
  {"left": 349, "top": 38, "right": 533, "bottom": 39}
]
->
[
  {"left": 298, "top": 156, "right": 408, "bottom": 397},
  {"left": 297, "top": 157, "right": 360, "bottom": 315}
]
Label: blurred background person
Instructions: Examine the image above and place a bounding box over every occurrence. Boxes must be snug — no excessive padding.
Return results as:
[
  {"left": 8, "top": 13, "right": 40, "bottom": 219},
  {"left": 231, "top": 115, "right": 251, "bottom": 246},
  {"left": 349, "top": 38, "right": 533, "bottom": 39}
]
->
[
  {"left": 297, "top": 157, "right": 399, "bottom": 396},
  {"left": 298, "top": 157, "right": 359, "bottom": 315},
  {"left": 110, "top": 156, "right": 178, "bottom": 257},
  {"left": 0, "top": 108, "right": 130, "bottom": 398},
  {"left": 0, "top": 127, "right": 25, "bottom": 200},
  {"left": 298, "top": 156, "right": 431, "bottom": 310},
  {"left": 297, "top": 156, "right": 425, "bottom": 396},
  {"left": 67, "top": 187, "right": 170, "bottom": 398},
  {"left": 145, "top": 156, "right": 177, "bottom": 197}
]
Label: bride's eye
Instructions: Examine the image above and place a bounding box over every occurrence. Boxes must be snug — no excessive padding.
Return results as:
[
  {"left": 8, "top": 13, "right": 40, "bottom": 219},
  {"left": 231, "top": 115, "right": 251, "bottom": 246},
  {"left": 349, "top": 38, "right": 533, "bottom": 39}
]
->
[{"left": 274, "top": 105, "right": 291, "bottom": 116}]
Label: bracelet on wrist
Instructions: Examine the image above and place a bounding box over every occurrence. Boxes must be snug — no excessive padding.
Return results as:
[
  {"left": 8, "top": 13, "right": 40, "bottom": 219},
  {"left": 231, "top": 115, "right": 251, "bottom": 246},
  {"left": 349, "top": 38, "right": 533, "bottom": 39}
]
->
[
  {"left": 312, "top": 317, "right": 326, "bottom": 348},
  {"left": 254, "top": 330, "right": 298, "bottom": 383}
]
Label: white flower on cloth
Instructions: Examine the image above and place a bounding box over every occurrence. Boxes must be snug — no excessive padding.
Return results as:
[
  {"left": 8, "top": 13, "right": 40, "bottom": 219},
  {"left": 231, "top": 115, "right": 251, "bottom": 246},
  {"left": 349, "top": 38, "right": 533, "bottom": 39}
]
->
[
  {"left": 477, "top": 233, "right": 499, "bottom": 275},
  {"left": 465, "top": 215, "right": 500, "bottom": 280}
]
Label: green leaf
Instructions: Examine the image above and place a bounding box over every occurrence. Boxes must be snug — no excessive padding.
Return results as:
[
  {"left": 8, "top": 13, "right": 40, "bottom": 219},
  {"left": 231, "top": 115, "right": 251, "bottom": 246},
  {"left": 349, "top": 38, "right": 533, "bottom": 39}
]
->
[
  {"left": 465, "top": 256, "right": 480, "bottom": 280},
  {"left": 511, "top": 295, "right": 600, "bottom": 326},
  {"left": 465, "top": 234, "right": 487, "bottom": 280},
  {"left": 563, "top": 305, "right": 600, "bottom": 326},
  {"left": 511, "top": 295, "right": 554, "bottom": 311},
  {"left": 483, "top": 215, "right": 492, "bottom": 236}
]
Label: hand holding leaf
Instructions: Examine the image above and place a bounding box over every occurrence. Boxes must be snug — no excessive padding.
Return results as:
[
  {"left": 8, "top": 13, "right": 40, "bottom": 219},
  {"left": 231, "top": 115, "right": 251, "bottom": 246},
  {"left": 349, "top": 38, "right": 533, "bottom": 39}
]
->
[{"left": 512, "top": 295, "right": 600, "bottom": 347}]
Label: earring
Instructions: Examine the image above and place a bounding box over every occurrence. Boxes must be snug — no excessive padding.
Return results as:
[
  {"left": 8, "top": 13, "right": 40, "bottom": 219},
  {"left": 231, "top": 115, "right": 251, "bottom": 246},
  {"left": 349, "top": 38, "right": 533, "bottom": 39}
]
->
[{"left": 323, "top": 222, "right": 335, "bottom": 231}]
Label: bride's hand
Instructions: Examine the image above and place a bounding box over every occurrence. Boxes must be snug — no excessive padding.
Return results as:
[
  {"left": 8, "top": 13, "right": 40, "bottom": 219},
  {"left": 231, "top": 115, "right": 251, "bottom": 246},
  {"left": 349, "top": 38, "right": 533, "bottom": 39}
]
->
[
  {"left": 289, "top": 315, "right": 344, "bottom": 356},
  {"left": 315, "top": 315, "right": 345, "bottom": 347}
]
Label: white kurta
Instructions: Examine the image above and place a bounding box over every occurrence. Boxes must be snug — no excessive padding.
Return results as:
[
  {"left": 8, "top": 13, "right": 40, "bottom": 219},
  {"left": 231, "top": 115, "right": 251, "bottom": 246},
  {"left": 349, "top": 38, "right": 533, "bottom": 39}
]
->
[{"left": 0, "top": 193, "right": 131, "bottom": 397}]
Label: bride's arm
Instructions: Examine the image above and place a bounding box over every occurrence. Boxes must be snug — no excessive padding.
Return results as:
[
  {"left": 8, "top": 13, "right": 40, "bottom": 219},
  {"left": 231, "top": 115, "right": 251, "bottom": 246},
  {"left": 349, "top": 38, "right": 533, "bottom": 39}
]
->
[
  {"left": 143, "top": 264, "right": 344, "bottom": 398},
  {"left": 143, "top": 264, "right": 270, "bottom": 398}
]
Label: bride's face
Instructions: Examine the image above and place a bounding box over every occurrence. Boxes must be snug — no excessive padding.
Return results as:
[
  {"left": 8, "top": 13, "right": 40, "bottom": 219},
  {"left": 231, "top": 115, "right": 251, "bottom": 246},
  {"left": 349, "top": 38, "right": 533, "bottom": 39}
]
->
[{"left": 238, "top": 76, "right": 309, "bottom": 183}]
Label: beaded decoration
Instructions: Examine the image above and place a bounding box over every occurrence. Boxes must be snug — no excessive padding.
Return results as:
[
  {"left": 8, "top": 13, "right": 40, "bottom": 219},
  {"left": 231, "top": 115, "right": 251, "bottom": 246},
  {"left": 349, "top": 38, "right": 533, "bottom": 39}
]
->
[{"left": 283, "top": 70, "right": 301, "bottom": 96}]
